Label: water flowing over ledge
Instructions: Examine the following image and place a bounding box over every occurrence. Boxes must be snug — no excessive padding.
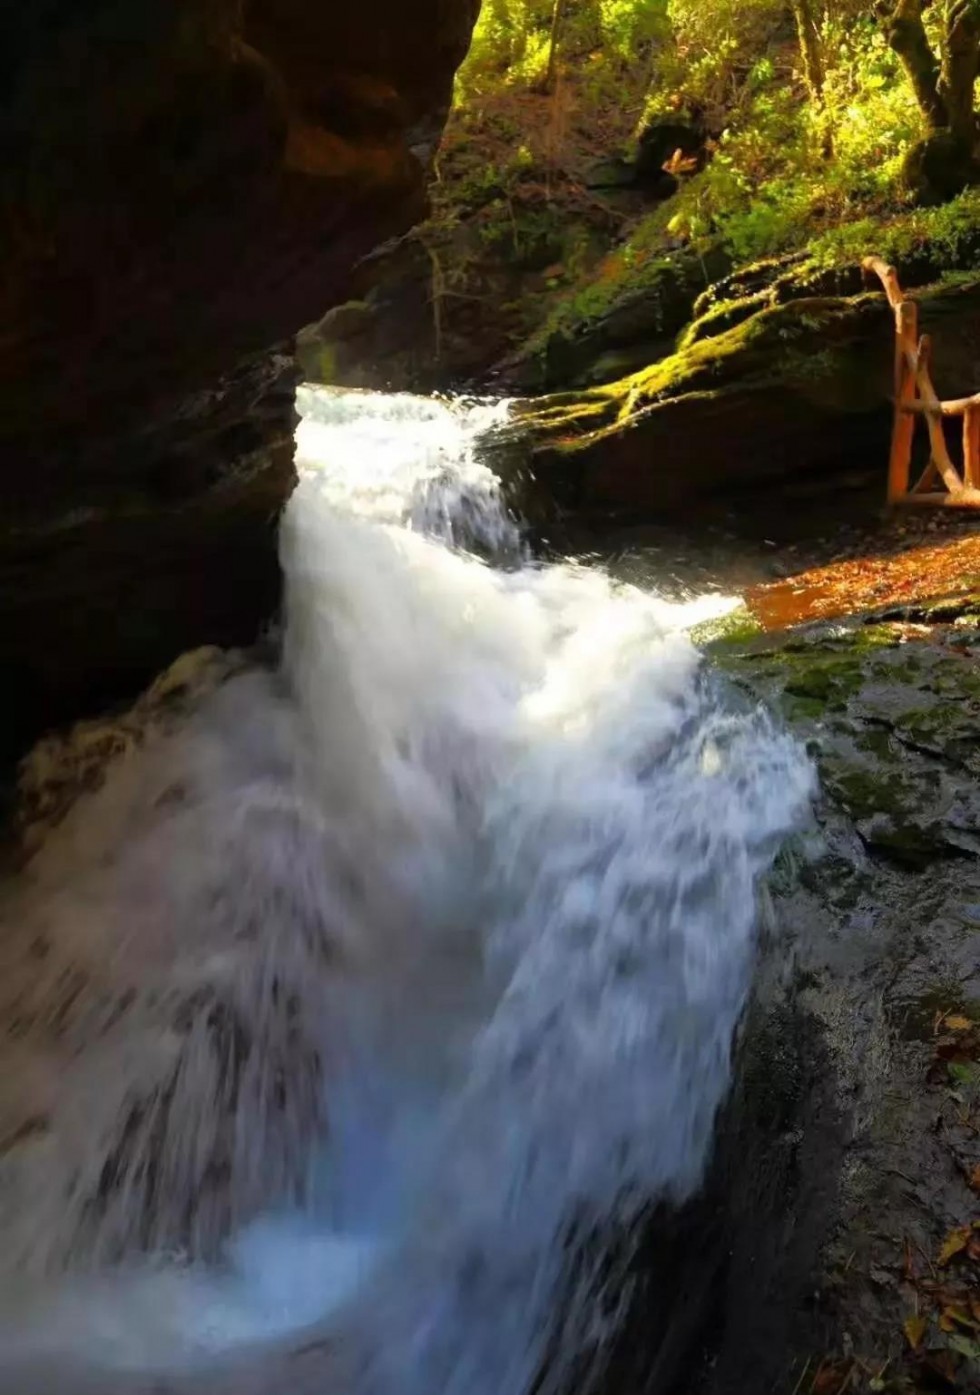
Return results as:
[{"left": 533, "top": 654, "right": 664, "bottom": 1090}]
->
[{"left": 0, "top": 388, "right": 813, "bottom": 1395}]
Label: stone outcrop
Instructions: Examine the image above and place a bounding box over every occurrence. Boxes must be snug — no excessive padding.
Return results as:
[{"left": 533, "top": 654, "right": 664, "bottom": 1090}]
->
[
  {"left": 1, "top": 0, "right": 479, "bottom": 766},
  {"left": 516, "top": 275, "right": 980, "bottom": 517}
]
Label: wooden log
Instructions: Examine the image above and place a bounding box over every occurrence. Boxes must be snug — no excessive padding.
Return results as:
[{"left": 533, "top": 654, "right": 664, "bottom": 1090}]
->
[
  {"left": 887, "top": 299, "right": 919, "bottom": 503},
  {"left": 863, "top": 255, "right": 905, "bottom": 311},
  {"left": 914, "top": 335, "right": 963, "bottom": 496},
  {"left": 964, "top": 405, "right": 980, "bottom": 490},
  {"left": 900, "top": 392, "right": 980, "bottom": 417}
]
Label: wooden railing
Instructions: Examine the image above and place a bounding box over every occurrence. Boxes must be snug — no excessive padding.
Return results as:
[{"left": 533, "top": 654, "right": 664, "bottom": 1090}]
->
[{"left": 863, "top": 256, "right": 980, "bottom": 508}]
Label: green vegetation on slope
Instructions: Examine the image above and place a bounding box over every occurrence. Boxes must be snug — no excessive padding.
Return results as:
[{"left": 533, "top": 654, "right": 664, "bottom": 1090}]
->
[{"left": 400, "top": 0, "right": 980, "bottom": 389}]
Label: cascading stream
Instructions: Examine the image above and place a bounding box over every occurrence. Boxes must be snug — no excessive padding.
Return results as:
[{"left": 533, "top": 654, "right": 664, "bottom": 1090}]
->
[{"left": 0, "top": 388, "right": 814, "bottom": 1394}]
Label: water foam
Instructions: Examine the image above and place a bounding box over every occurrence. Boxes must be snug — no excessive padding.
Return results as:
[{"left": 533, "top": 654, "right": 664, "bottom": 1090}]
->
[{"left": 0, "top": 387, "right": 814, "bottom": 1393}]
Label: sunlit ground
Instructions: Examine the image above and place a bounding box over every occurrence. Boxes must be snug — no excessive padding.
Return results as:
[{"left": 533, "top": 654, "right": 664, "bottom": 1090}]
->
[{"left": 747, "top": 529, "right": 980, "bottom": 631}]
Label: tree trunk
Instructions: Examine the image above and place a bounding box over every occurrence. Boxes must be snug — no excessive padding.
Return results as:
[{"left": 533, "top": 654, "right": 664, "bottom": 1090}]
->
[
  {"left": 882, "top": 0, "right": 947, "bottom": 131},
  {"left": 544, "top": 0, "right": 569, "bottom": 93},
  {"left": 879, "top": 0, "right": 980, "bottom": 201},
  {"left": 939, "top": 0, "right": 980, "bottom": 146},
  {"left": 792, "top": 0, "right": 832, "bottom": 154},
  {"left": 792, "top": 0, "right": 826, "bottom": 99}
]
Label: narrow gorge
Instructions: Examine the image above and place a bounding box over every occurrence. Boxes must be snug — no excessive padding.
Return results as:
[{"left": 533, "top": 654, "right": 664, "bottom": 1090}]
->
[{"left": 4, "top": 3, "right": 980, "bottom": 1393}]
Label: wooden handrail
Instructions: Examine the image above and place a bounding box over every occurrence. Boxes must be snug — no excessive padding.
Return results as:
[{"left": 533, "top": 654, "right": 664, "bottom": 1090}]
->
[
  {"left": 901, "top": 392, "right": 980, "bottom": 417},
  {"left": 913, "top": 335, "right": 962, "bottom": 495},
  {"left": 862, "top": 256, "right": 905, "bottom": 311},
  {"left": 864, "top": 254, "right": 980, "bottom": 508}
]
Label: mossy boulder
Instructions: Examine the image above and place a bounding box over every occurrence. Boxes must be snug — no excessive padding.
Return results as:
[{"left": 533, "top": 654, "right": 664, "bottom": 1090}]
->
[
  {"left": 690, "top": 202, "right": 980, "bottom": 340},
  {"left": 503, "top": 245, "right": 732, "bottom": 394},
  {"left": 676, "top": 292, "right": 771, "bottom": 350},
  {"left": 514, "top": 275, "right": 980, "bottom": 515},
  {"left": 717, "top": 605, "right": 980, "bottom": 868}
]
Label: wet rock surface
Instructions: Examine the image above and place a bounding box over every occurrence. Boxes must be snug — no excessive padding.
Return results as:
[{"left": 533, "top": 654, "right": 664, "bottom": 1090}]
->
[
  {"left": 689, "top": 600, "right": 980, "bottom": 1392},
  {"left": 0, "top": 346, "right": 296, "bottom": 772},
  {"left": 3, "top": 550, "right": 980, "bottom": 1395}
]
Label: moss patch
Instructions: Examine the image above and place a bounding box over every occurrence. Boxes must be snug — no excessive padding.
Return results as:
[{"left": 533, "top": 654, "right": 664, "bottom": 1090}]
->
[
  {"left": 515, "top": 289, "right": 895, "bottom": 448},
  {"left": 716, "top": 604, "right": 980, "bottom": 870},
  {"left": 691, "top": 604, "right": 764, "bottom": 650}
]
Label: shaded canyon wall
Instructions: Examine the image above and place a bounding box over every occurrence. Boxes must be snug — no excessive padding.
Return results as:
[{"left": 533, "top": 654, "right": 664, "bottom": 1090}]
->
[{"left": 1, "top": 0, "right": 480, "bottom": 766}]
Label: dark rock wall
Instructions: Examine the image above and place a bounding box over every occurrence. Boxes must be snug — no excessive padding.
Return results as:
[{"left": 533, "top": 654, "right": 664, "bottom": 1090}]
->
[{"left": 1, "top": 0, "right": 480, "bottom": 766}]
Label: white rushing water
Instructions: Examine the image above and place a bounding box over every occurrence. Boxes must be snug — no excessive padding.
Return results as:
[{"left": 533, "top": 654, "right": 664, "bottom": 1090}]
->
[{"left": 0, "top": 388, "right": 814, "bottom": 1394}]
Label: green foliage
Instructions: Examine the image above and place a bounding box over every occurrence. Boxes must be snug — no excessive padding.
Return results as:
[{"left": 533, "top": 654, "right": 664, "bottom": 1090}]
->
[
  {"left": 457, "top": 0, "right": 669, "bottom": 100},
  {"left": 809, "top": 188, "right": 980, "bottom": 270},
  {"left": 424, "top": 0, "right": 980, "bottom": 383},
  {"left": 639, "top": 0, "right": 787, "bottom": 131}
]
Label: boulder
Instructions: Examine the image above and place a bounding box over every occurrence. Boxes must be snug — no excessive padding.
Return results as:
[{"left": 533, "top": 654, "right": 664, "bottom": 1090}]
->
[
  {"left": 517, "top": 276, "right": 980, "bottom": 515},
  {"left": 501, "top": 245, "right": 732, "bottom": 394}
]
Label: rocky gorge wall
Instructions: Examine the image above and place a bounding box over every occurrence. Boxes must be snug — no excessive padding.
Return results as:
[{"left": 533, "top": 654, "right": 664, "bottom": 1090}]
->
[{"left": 1, "top": 0, "right": 480, "bottom": 769}]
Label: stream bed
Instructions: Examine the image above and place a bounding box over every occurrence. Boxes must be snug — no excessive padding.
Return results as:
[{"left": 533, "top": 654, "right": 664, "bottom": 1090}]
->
[{"left": 0, "top": 390, "right": 978, "bottom": 1393}]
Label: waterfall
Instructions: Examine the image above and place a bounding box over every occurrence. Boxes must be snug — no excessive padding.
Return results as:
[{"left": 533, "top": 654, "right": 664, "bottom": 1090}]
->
[{"left": 0, "top": 388, "right": 814, "bottom": 1394}]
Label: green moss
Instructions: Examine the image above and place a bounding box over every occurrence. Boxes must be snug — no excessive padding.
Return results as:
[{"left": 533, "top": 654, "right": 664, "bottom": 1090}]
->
[
  {"left": 783, "top": 656, "right": 864, "bottom": 707},
  {"left": 734, "top": 636, "right": 874, "bottom": 696},
  {"left": 514, "top": 243, "right": 731, "bottom": 392},
  {"left": 894, "top": 707, "right": 951, "bottom": 743},
  {"left": 557, "top": 296, "right": 842, "bottom": 427},
  {"left": 677, "top": 292, "right": 770, "bottom": 350},
  {"left": 518, "top": 271, "right": 980, "bottom": 478},
  {"left": 823, "top": 765, "right": 910, "bottom": 819},
  {"left": 781, "top": 694, "right": 827, "bottom": 722},
  {"left": 544, "top": 257, "right": 677, "bottom": 338},
  {"left": 809, "top": 188, "right": 980, "bottom": 281},
  {"left": 847, "top": 623, "right": 906, "bottom": 653},
  {"left": 692, "top": 604, "right": 764, "bottom": 650},
  {"left": 908, "top": 594, "right": 980, "bottom": 623}
]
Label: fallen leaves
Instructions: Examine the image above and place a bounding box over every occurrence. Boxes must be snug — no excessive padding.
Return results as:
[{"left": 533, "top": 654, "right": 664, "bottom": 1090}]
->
[
  {"left": 938, "top": 1225, "right": 974, "bottom": 1267},
  {"left": 928, "top": 1011, "right": 980, "bottom": 1099},
  {"left": 749, "top": 533, "right": 980, "bottom": 629},
  {"left": 892, "top": 1014, "right": 980, "bottom": 1385},
  {"left": 809, "top": 1358, "right": 854, "bottom": 1394},
  {"left": 904, "top": 1312, "right": 928, "bottom": 1350},
  {"left": 807, "top": 1000, "right": 980, "bottom": 1390},
  {"left": 942, "top": 1015, "right": 975, "bottom": 1034},
  {"left": 938, "top": 1303, "right": 978, "bottom": 1333},
  {"left": 948, "top": 1330, "right": 980, "bottom": 1361},
  {"left": 913, "top": 1345, "right": 962, "bottom": 1385},
  {"left": 896, "top": 1225, "right": 980, "bottom": 1382}
]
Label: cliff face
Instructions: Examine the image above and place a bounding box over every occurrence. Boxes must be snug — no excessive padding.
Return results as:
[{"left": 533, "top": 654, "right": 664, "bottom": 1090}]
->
[{"left": 1, "top": 0, "right": 479, "bottom": 764}]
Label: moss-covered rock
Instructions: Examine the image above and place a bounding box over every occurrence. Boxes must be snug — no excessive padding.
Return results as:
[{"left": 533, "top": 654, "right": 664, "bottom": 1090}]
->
[
  {"left": 676, "top": 291, "right": 772, "bottom": 350},
  {"left": 502, "top": 245, "right": 732, "bottom": 394},
  {"left": 513, "top": 274, "right": 980, "bottom": 515},
  {"left": 685, "top": 200, "right": 980, "bottom": 352},
  {"left": 718, "top": 606, "right": 980, "bottom": 869}
]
